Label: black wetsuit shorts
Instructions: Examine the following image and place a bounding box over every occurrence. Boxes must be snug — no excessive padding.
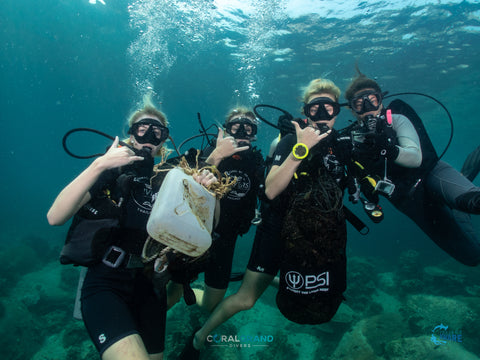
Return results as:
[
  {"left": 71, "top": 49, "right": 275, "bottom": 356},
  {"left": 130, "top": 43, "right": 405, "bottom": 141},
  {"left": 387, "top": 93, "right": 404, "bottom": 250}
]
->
[
  {"left": 246, "top": 202, "right": 285, "bottom": 276},
  {"left": 205, "top": 224, "right": 238, "bottom": 289},
  {"left": 81, "top": 263, "right": 166, "bottom": 355}
]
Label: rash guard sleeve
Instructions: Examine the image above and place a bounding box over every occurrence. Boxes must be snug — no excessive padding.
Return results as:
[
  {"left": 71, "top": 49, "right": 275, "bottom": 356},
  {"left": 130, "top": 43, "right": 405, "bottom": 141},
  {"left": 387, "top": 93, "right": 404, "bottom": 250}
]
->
[{"left": 392, "top": 114, "right": 422, "bottom": 168}]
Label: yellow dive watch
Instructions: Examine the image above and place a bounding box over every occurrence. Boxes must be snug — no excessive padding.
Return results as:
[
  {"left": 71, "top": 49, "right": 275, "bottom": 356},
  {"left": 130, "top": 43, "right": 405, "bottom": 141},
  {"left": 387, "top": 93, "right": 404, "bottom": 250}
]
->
[{"left": 292, "top": 143, "right": 309, "bottom": 160}]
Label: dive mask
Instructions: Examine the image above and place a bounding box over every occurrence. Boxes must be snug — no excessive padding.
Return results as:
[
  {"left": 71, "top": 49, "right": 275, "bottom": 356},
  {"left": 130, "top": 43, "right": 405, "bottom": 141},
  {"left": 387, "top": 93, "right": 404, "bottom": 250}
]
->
[
  {"left": 128, "top": 118, "right": 169, "bottom": 146},
  {"left": 225, "top": 117, "right": 258, "bottom": 140},
  {"left": 303, "top": 97, "right": 341, "bottom": 121},
  {"left": 349, "top": 90, "right": 383, "bottom": 115}
]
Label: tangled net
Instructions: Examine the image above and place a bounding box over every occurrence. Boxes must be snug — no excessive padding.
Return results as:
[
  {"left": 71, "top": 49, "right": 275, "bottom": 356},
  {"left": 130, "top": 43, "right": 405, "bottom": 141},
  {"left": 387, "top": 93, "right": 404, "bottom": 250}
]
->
[
  {"left": 150, "top": 149, "right": 236, "bottom": 198},
  {"left": 293, "top": 171, "right": 343, "bottom": 215},
  {"left": 177, "top": 151, "right": 236, "bottom": 198}
]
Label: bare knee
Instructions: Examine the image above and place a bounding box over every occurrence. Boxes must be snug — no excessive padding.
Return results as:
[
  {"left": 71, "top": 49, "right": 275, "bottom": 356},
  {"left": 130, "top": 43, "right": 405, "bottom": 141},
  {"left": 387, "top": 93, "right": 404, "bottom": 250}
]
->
[
  {"left": 102, "top": 334, "right": 151, "bottom": 360},
  {"left": 234, "top": 293, "right": 258, "bottom": 311},
  {"left": 149, "top": 353, "right": 163, "bottom": 360}
]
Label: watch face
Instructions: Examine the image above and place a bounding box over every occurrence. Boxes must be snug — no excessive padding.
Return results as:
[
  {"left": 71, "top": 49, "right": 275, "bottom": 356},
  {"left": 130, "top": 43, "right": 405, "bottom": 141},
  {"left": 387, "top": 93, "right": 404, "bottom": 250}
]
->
[{"left": 295, "top": 146, "right": 307, "bottom": 157}]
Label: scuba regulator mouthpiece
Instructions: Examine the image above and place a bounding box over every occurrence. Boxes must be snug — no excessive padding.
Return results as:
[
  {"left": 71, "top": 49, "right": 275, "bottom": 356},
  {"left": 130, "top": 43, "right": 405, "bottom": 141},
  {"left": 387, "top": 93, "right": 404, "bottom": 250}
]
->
[
  {"left": 351, "top": 112, "right": 386, "bottom": 146},
  {"left": 364, "top": 115, "right": 378, "bottom": 132},
  {"left": 126, "top": 146, "right": 154, "bottom": 177},
  {"left": 137, "top": 146, "right": 154, "bottom": 157},
  {"left": 317, "top": 123, "right": 331, "bottom": 135},
  {"left": 236, "top": 140, "right": 252, "bottom": 149}
]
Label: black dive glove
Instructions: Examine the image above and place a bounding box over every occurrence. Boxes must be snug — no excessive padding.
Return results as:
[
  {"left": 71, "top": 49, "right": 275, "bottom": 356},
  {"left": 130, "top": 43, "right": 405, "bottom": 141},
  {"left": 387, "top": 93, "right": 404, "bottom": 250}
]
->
[
  {"left": 363, "top": 126, "right": 399, "bottom": 160},
  {"left": 334, "top": 135, "right": 353, "bottom": 164}
]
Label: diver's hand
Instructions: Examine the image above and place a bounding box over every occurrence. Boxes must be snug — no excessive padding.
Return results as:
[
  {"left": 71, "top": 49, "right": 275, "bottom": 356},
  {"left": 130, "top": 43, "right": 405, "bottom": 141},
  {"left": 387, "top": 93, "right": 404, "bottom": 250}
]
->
[
  {"left": 292, "top": 121, "right": 331, "bottom": 150},
  {"left": 193, "top": 169, "right": 218, "bottom": 187},
  {"left": 363, "top": 128, "right": 399, "bottom": 160},
  {"left": 206, "top": 128, "right": 250, "bottom": 166},
  {"left": 379, "top": 126, "right": 399, "bottom": 159},
  {"left": 96, "top": 137, "right": 144, "bottom": 170}
]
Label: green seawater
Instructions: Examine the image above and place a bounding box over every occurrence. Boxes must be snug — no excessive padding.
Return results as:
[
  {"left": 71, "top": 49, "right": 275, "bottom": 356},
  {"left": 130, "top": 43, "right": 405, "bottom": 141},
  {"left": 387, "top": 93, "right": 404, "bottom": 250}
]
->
[{"left": 1, "top": 0, "right": 480, "bottom": 359}]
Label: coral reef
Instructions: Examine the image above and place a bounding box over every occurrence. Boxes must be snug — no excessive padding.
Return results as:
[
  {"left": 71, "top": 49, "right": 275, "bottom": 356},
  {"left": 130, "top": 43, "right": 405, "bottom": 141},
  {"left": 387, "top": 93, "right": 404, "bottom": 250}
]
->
[
  {"left": 385, "top": 336, "right": 479, "bottom": 360},
  {"left": 1, "top": 238, "right": 480, "bottom": 360}
]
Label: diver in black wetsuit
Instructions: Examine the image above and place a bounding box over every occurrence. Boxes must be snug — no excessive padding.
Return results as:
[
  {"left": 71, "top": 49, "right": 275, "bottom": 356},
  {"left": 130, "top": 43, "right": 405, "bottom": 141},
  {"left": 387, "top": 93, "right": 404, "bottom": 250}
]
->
[
  {"left": 47, "top": 95, "right": 218, "bottom": 360},
  {"left": 462, "top": 145, "right": 480, "bottom": 183},
  {"left": 345, "top": 71, "right": 480, "bottom": 266},
  {"left": 179, "top": 78, "right": 351, "bottom": 360},
  {"left": 167, "top": 107, "right": 265, "bottom": 313}
]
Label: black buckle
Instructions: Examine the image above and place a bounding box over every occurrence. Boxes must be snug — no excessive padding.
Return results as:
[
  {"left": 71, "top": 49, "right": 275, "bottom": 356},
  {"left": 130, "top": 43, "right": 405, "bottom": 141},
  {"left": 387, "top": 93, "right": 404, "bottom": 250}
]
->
[{"left": 102, "top": 246, "right": 126, "bottom": 268}]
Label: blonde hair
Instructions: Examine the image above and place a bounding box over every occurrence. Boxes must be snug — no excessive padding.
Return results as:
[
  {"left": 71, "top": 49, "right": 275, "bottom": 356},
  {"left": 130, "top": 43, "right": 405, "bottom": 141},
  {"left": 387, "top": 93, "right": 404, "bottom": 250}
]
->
[
  {"left": 124, "top": 93, "right": 169, "bottom": 157},
  {"left": 302, "top": 78, "right": 341, "bottom": 102},
  {"left": 225, "top": 106, "right": 257, "bottom": 124},
  {"left": 300, "top": 78, "right": 341, "bottom": 116}
]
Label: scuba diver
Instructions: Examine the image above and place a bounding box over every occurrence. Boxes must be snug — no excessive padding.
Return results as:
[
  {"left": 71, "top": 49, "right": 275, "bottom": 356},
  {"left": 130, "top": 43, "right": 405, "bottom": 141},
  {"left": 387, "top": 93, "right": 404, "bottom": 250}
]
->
[
  {"left": 462, "top": 145, "right": 480, "bottom": 182},
  {"left": 345, "top": 70, "right": 480, "bottom": 266},
  {"left": 265, "top": 78, "right": 350, "bottom": 324},
  {"left": 168, "top": 107, "right": 265, "bottom": 313},
  {"left": 47, "top": 95, "right": 218, "bottom": 360},
  {"left": 179, "top": 78, "right": 351, "bottom": 359}
]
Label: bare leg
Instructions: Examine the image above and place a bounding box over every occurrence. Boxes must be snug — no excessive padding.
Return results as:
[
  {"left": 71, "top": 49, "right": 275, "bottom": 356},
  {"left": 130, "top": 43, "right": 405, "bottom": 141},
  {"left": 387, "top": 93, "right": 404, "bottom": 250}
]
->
[
  {"left": 166, "top": 281, "right": 184, "bottom": 310},
  {"left": 193, "top": 269, "right": 274, "bottom": 350},
  {"left": 168, "top": 282, "right": 228, "bottom": 312},
  {"left": 102, "top": 334, "right": 163, "bottom": 360},
  {"left": 196, "top": 285, "right": 227, "bottom": 313},
  {"left": 271, "top": 276, "right": 280, "bottom": 288}
]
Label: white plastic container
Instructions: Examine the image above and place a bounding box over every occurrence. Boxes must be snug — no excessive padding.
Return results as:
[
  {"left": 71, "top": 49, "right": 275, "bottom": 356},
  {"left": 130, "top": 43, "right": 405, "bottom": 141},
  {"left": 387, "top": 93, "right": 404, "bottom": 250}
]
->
[{"left": 147, "top": 167, "right": 216, "bottom": 257}]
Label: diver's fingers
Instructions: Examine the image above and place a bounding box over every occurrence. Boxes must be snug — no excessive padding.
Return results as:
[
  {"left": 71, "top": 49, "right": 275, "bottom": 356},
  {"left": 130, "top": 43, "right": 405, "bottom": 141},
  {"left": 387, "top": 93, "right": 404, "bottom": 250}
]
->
[
  {"left": 217, "top": 135, "right": 237, "bottom": 155},
  {"left": 204, "top": 177, "right": 218, "bottom": 187},
  {"left": 203, "top": 170, "right": 218, "bottom": 186},
  {"left": 195, "top": 169, "right": 218, "bottom": 187},
  {"left": 217, "top": 128, "right": 224, "bottom": 141},
  {"left": 106, "top": 136, "right": 127, "bottom": 155},
  {"left": 193, "top": 170, "right": 207, "bottom": 183},
  {"left": 130, "top": 155, "right": 144, "bottom": 163},
  {"left": 319, "top": 130, "right": 332, "bottom": 140},
  {"left": 203, "top": 169, "right": 217, "bottom": 180},
  {"left": 110, "top": 136, "right": 120, "bottom": 150},
  {"left": 222, "top": 135, "right": 235, "bottom": 141},
  {"left": 234, "top": 146, "right": 250, "bottom": 153},
  {"left": 291, "top": 121, "right": 304, "bottom": 137}
]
